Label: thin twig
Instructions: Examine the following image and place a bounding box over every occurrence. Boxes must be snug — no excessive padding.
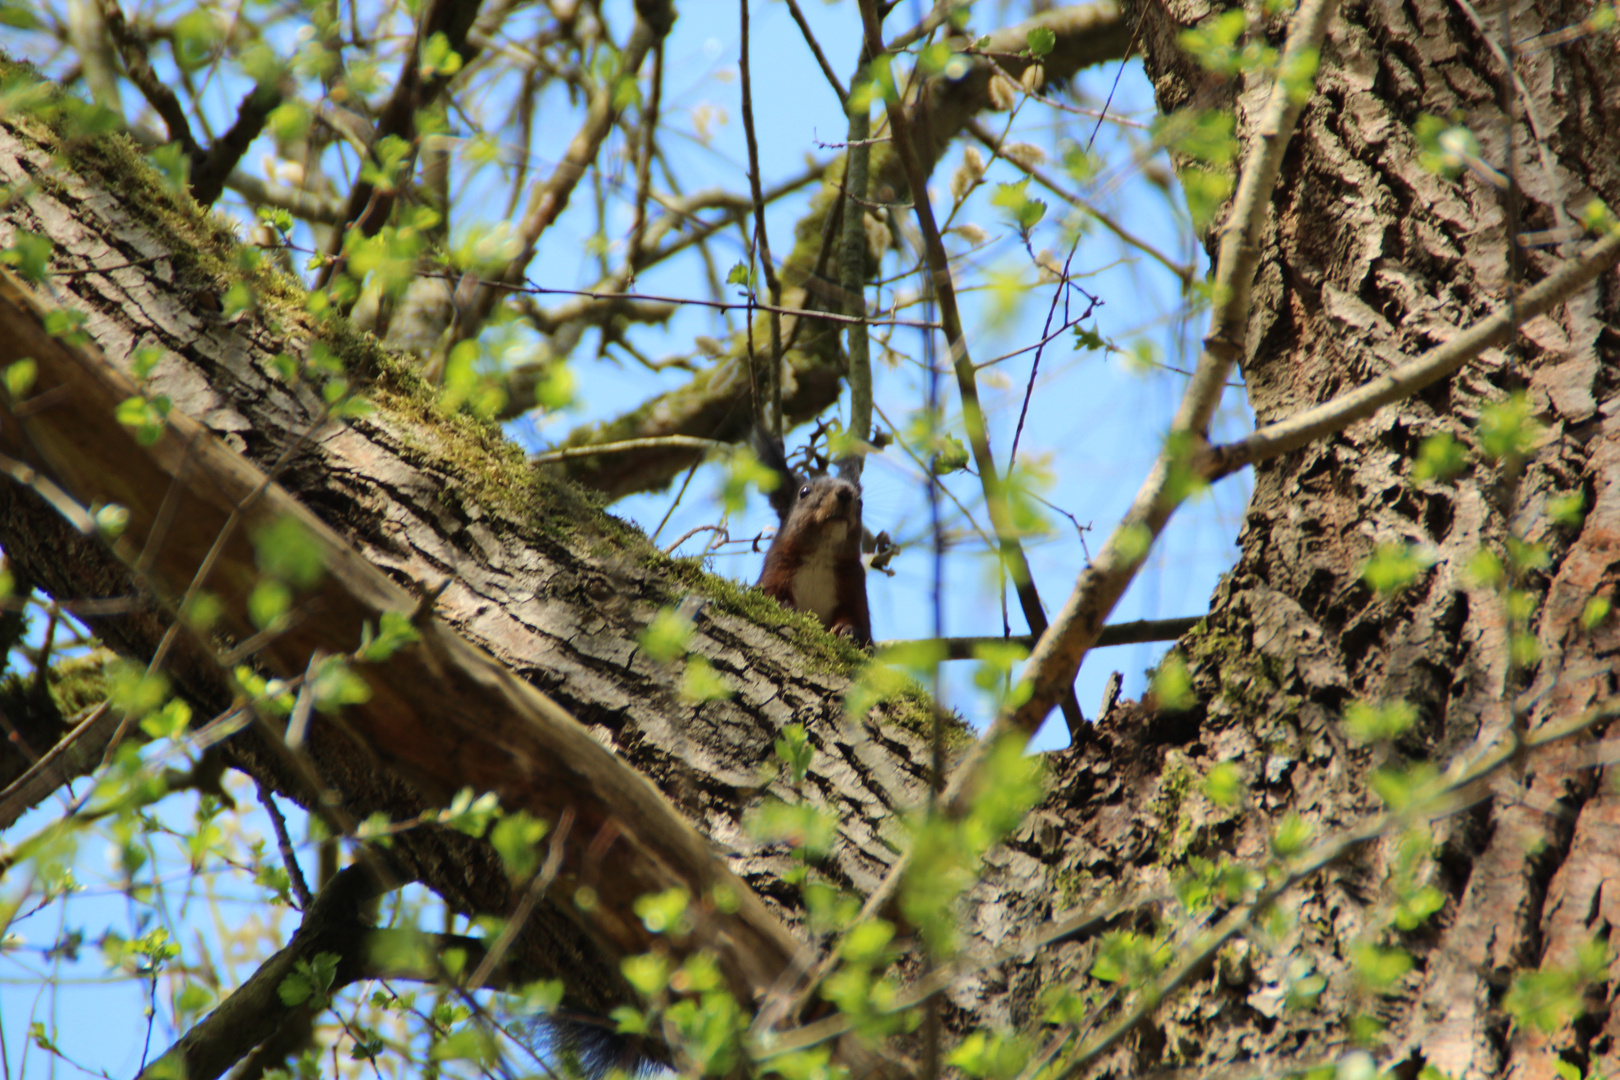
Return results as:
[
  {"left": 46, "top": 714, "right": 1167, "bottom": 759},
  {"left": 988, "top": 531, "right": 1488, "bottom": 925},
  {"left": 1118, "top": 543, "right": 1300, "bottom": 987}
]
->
[
  {"left": 857, "top": 0, "right": 1085, "bottom": 738},
  {"left": 651, "top": 458, "right": 704, "bottom": 545},
  {"left": 0, "top": 451, "right": 98, "bottom": 533},
  {"left": 842, "top": 37, "right": 875, "bottom": 465},
  {"left": 259, "top": 781, "right": 314, "bottom": 909},
  {"left": 439, "top": 269, "right": 944, "bottom": 329},
  {"left": 876, "top": 617, "right": 1202, "bottom": 658},
  {"left": 784, "top": 0, "right": 848, "bottom": 101},
  {"left": 871, "top": 399, "right": 996, "bottom": 553},
  {"left": 103, "top": 403, "right": 335, "bottom": 763},
  {"left": 966, "top": 120, "right": 1194, "bottom": 285},
  {"left": 466, "top": 807, "right": 574, "bottom": 991},
  {"left": 739, "top": 0, "right": 787, "bottom": 436},
  {"left": 663, "top": 524, "right": 729, "bottom": 555}
]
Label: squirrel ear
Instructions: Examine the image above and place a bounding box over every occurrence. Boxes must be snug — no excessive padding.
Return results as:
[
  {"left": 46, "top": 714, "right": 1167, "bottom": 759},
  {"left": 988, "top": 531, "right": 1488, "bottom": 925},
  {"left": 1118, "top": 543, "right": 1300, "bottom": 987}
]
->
[{"left": 834, "top": 454, "right": 863, "bottom": 487}]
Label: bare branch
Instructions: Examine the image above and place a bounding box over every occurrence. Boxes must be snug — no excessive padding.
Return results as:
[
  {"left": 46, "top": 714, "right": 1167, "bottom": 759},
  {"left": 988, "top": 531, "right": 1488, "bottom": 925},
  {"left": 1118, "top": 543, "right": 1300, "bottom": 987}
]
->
[
  {"left": 531, "top": 435, "right": 729, "bottom": 465},
  {"left": 191, "top": 84, "right": 282, "bottom": 207},
  {"left": 0, "top": 703, "right": 113, "bottom": 830},
  {"left": 1005, "top": 0, "right": 1343, "bottom": 739},
  {"left": 858, "top": 0, "right": 1086, "bottom": 738},
  {"left": 840, "top": 53, "right": 874, "bottom": 464},
  {"left": 878, "top": 616, "right": 1203, "bottom": 659},
  {"left": 98, "top": 0, "right": 199, "bottom": 159},
  {"left": 739, "top": 0, "right": 787, "bottom": 434},
  {"left": 1205, "top": 227, "right": 1620, "bottom": 478},
  {"left": 225, "top": 171, "right": 345, "bottom": 226},
  {"left": 315, "top": 0, "right": 490, "bottom": 282}
]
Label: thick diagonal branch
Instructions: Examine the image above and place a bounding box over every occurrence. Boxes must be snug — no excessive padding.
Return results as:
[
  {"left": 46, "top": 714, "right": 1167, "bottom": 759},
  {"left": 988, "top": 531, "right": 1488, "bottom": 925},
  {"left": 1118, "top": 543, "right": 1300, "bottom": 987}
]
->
[{"left": 0, "top": 263, "right": 804, "bottom": 1018}]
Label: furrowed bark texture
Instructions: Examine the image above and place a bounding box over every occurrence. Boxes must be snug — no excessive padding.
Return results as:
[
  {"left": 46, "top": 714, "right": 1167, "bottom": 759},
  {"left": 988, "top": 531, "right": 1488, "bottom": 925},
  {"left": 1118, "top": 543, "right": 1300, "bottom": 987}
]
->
[{"left": 1036, "top": 0, "right": 1620, "bottom": 1074}]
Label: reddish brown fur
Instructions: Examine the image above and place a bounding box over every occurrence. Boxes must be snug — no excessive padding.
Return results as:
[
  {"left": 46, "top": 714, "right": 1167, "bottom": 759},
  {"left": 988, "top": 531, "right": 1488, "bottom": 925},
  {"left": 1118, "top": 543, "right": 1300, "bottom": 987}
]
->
[{"left": 754, "top": 435, "right": 872, "bottom": 646}]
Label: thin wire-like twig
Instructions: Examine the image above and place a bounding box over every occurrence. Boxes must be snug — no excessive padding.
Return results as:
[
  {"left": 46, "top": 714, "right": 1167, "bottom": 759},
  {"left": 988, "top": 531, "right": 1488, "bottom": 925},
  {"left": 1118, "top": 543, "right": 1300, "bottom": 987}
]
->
[
  {"left": 784, "top": 0, "right": 848, "bottom": 101},
  {"left": 259, "top": 781, "right": 314, "bottom": 909},
  {"left": 739, "top": 0, "right": 787, "bottom": 436},
  {"left": 440, "top": 268, "right": 944, "bottom": 329}
]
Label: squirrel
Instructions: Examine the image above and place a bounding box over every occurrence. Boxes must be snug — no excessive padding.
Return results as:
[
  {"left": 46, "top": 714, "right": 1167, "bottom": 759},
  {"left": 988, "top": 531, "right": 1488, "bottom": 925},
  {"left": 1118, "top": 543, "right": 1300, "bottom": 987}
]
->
[{"left": 753, "top": 429, "right": 873, "bottom": 646}]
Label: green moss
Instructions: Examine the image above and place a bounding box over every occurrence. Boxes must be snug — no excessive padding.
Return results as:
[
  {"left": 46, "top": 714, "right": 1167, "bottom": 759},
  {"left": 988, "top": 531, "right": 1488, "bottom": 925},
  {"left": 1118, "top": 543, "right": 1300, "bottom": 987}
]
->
[
  {"left": 1051, "top": 862, "right": 1105, "bottom": 911},
  {"left": 1179, "top": 620, "right": 1299, "bottom": 725},
  {"left": 46, "top": 650, "right": 112, "bottom": 717},
  {"left": 1149, "top": 751, "right": 1199, "bottom": 863},
  {"left": 0, "top": 60, "right": 966, "bottom": 746}
]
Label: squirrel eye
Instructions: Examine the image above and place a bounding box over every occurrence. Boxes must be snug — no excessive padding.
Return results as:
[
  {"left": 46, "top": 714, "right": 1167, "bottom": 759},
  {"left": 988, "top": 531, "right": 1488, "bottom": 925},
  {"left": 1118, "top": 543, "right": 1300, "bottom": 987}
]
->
[{"left": 799, "top": 485, "right": 812, "bottom": 498}]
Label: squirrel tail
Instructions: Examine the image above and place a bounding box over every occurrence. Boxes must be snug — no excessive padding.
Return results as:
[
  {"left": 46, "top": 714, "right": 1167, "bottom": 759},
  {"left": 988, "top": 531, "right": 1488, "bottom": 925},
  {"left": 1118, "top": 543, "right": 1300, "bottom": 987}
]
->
[
  {"left": 520, "top": 1014, "right": 666, "bottom": 1079},
  {"left": 751, "top": 425, "right": 797, "bottom": 519}
]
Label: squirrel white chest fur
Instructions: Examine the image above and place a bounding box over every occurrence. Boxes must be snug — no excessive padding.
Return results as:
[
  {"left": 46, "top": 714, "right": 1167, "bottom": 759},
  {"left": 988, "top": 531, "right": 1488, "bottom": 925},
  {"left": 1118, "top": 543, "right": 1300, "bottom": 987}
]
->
[{"left": 789, "top": 520, "right": 849, "bottom": 626}]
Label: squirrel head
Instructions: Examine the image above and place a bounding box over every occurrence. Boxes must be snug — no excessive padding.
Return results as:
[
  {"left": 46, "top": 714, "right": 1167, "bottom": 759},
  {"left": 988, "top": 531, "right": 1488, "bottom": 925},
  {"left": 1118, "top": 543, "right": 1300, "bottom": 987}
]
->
[
  {"left": 777, "top": 473, "right": 861, "bottom": 556},
  {"left": 754, "top": 429, "right": 862, "bottom": 555}
]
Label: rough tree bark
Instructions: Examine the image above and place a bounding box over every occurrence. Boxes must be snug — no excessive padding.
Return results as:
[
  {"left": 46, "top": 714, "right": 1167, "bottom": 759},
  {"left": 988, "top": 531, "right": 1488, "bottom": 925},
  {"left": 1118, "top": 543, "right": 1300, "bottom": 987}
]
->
[
  {"left": 0, "top": 0, "right": 1617, "bottom": 1072},
  {"left": 1061, "top": 0, "right": 1620, "bottom": 1074}
]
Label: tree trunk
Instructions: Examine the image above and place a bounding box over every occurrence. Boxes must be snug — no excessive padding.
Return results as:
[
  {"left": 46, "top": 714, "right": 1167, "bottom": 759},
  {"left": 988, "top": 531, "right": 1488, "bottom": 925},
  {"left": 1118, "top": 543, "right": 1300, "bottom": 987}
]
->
[{"left": 1064, "top": 0, "right": 1620, "bottom": 1074}]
